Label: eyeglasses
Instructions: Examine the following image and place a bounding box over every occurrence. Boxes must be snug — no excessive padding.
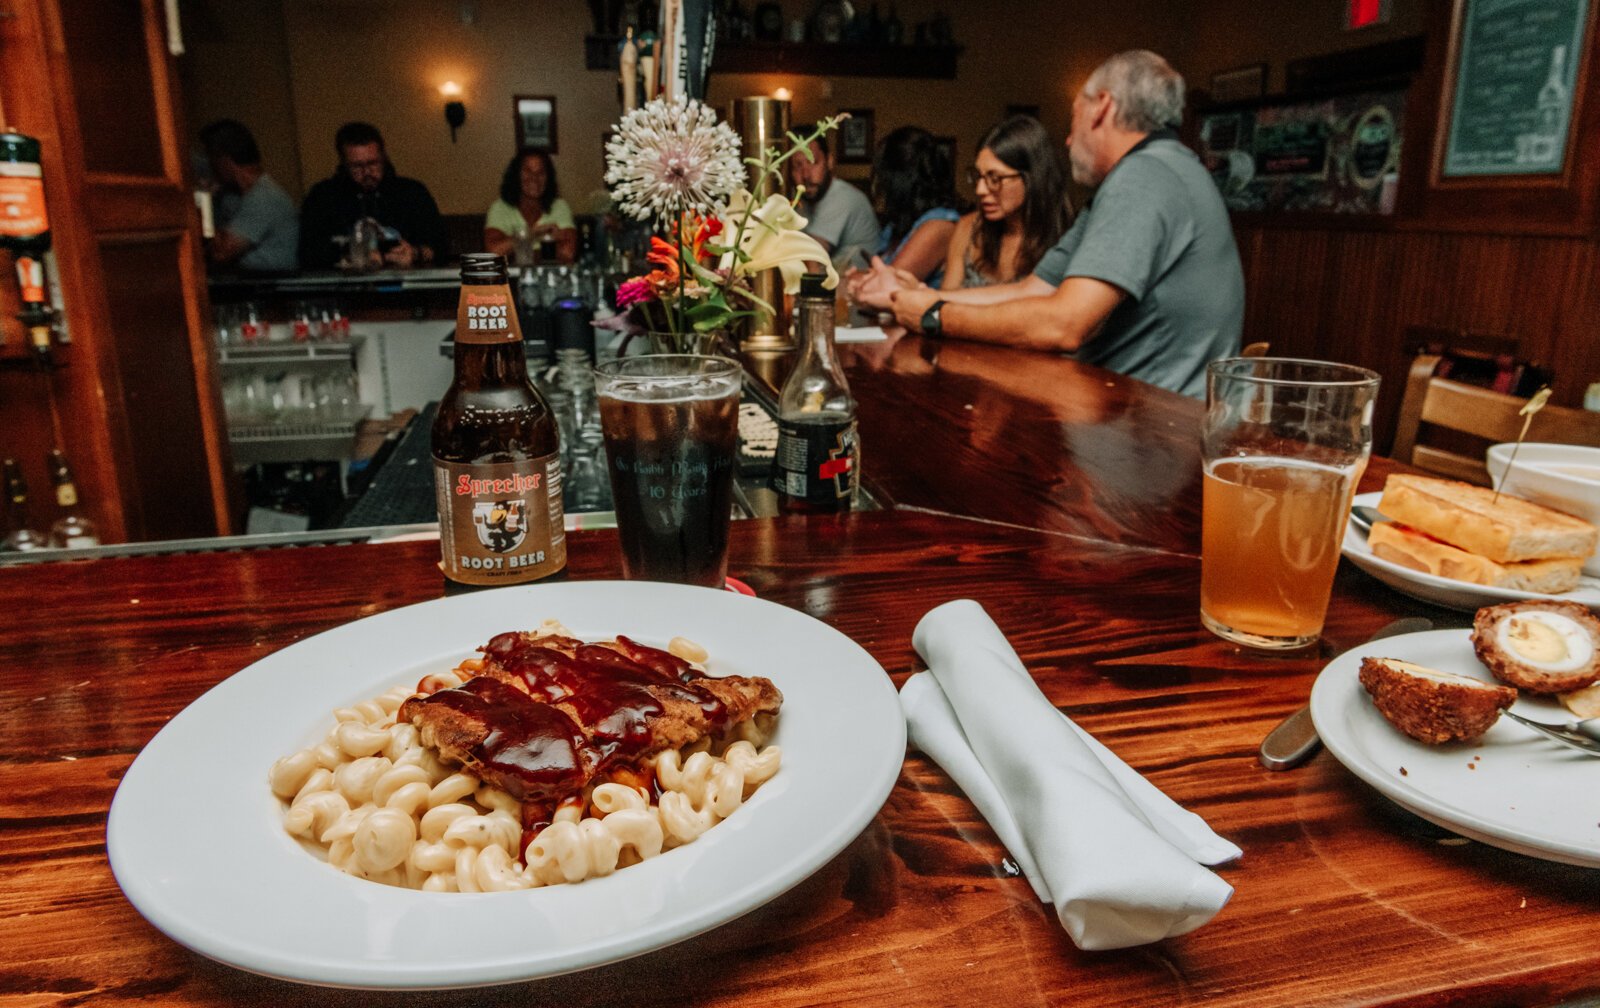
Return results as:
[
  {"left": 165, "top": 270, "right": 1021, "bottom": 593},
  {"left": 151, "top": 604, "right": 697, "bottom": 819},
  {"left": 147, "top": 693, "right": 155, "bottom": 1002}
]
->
[{"left": 965, "top": 168, "right": 1024, "bottom": 190}]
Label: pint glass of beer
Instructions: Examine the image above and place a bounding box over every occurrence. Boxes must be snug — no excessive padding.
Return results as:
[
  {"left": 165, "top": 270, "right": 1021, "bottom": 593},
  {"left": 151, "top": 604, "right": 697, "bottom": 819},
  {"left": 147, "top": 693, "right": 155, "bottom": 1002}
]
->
[
  {"left": 1200, "top": 358, "right": 1380, "bottom": 649},
  {"left": 595, "top": 355, "right": 742, "bottom": 587}
]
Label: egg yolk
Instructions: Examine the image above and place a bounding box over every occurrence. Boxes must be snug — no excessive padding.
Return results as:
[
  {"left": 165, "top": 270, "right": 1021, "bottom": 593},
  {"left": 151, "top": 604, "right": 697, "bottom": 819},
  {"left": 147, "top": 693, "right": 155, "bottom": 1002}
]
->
[{"left": 1504, "top": 617, "right": 1569, "bottom": 664}]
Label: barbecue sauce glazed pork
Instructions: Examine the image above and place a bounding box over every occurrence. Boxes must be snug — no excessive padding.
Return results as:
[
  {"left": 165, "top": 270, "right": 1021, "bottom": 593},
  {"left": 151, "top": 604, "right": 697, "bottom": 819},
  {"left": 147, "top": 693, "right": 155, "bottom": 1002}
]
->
[{"left": 398, "top": 632, "right": 782, "bottom": 848}]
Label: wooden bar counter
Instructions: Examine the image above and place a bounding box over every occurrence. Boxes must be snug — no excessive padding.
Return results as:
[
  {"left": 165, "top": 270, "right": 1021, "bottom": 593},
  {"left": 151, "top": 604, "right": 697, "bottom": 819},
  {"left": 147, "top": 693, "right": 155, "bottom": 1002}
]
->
[{"left": 3, "top": 338, "right": 1597, "bottom": 1007}]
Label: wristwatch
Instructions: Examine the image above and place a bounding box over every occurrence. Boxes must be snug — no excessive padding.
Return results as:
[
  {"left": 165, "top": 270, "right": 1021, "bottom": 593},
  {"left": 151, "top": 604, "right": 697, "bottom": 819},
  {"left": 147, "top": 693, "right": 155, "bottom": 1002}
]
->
[{"left": 921, "top": 299, "right": 947, "bottom": 337}]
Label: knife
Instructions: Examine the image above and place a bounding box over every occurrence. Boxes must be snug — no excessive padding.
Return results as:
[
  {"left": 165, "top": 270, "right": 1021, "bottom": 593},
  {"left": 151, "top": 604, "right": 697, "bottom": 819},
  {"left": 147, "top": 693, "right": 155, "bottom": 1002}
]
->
[{"left": 1258, "top": 616, "right": 1435, "bottom": 771}]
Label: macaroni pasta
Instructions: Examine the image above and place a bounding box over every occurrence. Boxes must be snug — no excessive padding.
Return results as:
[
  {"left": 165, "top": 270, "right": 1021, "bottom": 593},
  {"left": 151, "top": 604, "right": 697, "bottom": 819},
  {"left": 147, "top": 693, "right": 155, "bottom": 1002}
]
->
[{"left": 270, "top": 633, "right": 781, "bottom": 892}]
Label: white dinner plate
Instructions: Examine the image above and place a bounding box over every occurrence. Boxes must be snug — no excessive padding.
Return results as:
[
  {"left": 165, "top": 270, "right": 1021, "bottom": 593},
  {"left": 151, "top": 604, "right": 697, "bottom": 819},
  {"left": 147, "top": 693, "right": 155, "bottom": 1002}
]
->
[
  {"left": 107, "top": 581, "right": 906, "bottom": 989},
  {"left": 1309, "top": 628, "right": 1600, "bottom": 868},
  {"left": 1341, "top": 492, "right": 1600, "bottom": 612}
]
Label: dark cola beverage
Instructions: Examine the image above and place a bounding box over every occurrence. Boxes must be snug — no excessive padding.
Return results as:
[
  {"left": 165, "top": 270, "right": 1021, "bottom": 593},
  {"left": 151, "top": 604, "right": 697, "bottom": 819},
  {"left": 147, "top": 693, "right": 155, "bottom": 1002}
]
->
[
  {"left": 433, "top": 253, "right": 566, "bottom": 589},
  {"left": 596, "top": 355, "right": 741, "bottom": 587}
]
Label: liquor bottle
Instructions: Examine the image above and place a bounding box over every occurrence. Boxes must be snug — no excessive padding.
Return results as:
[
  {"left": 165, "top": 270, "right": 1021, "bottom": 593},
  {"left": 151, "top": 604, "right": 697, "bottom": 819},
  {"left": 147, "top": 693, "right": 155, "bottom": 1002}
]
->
[
  {"left": 432, "top": 252, "right": 566, "bottom": 589},
  {"left": 46, "top": 449, "right": 99, "bottom": 548},
  {"left": 2, "top": 458, "right": 48, "bottom": 551},
  {"left": 0, "top": 130, "right": 54, "bottom": 359},
  {"left": 773, "top": 273, "right": 858, "bottom": 511}
]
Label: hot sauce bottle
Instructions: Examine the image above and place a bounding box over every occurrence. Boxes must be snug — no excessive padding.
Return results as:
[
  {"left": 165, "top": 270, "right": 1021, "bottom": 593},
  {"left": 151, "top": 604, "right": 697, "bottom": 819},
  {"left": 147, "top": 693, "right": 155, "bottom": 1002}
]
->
[{"left": 432, "top": 253, "right": 566, "bottom": 589}]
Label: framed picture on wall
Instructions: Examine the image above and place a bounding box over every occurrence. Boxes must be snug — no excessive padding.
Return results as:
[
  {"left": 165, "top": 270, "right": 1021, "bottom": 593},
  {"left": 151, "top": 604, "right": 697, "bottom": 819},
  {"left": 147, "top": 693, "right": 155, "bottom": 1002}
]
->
[
  {"left": 514, "top": 95, "right": 558, "bottom": 152},
  {"left": 838, "top": 108, "right": 874, "bottom": 163},
  {"left": 1210, "top": 64, "right": 1268, "bottom": 104}
]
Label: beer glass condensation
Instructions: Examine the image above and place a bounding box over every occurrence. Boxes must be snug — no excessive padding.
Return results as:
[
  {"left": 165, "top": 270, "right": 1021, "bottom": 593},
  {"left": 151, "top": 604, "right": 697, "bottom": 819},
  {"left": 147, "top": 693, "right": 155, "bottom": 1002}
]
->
[
  {"left": 1200, "top": 358, "right": 1380, "bottom": 649},
  {"left": 595, "top": 355, "right": 742, "bottom": 587}
]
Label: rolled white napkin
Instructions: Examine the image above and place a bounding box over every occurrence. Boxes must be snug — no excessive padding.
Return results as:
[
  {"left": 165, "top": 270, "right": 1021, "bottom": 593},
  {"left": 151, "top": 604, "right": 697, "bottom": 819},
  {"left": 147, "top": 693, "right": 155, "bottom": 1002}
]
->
[{"left": 904, "top": 599, "right": 1240, "bottom": 950}]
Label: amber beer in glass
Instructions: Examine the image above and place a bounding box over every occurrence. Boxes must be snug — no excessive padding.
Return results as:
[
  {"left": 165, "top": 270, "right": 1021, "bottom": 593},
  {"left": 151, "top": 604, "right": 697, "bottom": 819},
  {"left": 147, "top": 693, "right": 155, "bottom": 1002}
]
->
[
  {"left": 595, "top": 355, "right": 741, "bottom": 587},
  {"left": 432, "top": 253, "right": 566, "bottom": 589},
  {"left": 1200, "top": 358, "right": 1379, "bottom": 649}
]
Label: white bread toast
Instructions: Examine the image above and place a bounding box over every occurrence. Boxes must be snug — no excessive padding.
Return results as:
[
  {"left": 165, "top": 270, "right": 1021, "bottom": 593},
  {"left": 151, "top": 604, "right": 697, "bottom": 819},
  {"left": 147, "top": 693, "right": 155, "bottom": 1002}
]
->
[
  {"left": 1367, "top": 521, "right": 1585, "bottom": 594},
  {"left": 1376, "top": 474, "right": 1597, "bottom": 564}
]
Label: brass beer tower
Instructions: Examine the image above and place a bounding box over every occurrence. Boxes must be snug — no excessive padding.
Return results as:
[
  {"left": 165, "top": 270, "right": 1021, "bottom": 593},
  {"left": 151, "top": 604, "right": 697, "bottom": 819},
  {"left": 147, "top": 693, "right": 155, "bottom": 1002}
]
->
[{"left": 726, "top": 96, "right": 792, "bottom": 350}]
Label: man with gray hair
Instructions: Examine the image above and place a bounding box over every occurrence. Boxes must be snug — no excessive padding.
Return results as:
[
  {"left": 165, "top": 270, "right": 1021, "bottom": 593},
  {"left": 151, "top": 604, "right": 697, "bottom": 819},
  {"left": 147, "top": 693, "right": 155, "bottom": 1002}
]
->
[{"left": 854, "top": 49, "right": 1243, "bottom": 397}]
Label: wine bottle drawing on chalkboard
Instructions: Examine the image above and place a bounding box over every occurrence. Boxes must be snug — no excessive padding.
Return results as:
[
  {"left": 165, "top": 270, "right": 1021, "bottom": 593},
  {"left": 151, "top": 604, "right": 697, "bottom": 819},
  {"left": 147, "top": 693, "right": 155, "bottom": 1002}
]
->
[
  {"left": 1518, "top": 45, "right": 1567, "bottom": 166},
  {"left": 1536, "top": 45, "right": 1568, "bottom": 131}
]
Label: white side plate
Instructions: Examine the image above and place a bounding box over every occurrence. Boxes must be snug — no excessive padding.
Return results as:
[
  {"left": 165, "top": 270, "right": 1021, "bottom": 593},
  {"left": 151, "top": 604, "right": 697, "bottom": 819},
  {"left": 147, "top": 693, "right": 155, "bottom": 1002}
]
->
[
  {"left": 1341, "top": 492, "right": 1600, "bottom": 612},
  {"left": 1310, "top": 628, "right": 1600, "bottom": 868}
]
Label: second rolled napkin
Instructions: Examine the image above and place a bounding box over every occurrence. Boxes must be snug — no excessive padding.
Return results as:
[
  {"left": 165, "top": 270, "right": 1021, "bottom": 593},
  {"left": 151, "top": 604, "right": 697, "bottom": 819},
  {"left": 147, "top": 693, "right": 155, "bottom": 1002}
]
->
[{"left": 904, "top": 599, "right": 1240, "bottom": 950}]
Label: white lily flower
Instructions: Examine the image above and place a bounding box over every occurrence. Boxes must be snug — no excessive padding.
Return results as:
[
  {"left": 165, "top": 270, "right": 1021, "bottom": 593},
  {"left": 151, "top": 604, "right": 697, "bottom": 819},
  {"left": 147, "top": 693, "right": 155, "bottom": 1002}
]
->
[{"left": 719, "top": 189, "right": 839, "bottom": 294}]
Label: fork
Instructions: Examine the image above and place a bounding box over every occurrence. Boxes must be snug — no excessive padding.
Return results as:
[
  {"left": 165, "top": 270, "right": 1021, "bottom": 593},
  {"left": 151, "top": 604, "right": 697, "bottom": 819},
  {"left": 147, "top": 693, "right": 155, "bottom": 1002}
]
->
[{"left": 1500, "top": 710, "right": 1600, "bottom": 756}]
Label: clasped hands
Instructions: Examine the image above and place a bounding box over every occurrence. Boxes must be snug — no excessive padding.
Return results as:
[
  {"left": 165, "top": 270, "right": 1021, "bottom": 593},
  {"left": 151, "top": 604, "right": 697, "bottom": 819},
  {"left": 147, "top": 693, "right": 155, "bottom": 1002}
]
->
[{"left": 845, "top": 256, "right": 943, "bottom": 332}]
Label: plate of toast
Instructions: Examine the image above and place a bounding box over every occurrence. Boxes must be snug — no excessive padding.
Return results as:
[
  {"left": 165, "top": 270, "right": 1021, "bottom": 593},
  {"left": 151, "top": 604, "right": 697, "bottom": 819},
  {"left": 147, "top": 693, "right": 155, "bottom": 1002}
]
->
[{"left": 1342, "top": 475, "right": 1600, "bottom": 613}]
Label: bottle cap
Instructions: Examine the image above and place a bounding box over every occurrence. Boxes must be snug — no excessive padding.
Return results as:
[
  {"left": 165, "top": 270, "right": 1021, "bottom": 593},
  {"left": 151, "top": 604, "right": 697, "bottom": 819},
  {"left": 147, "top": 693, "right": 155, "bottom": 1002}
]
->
[
  {"left": 798, "top": 273, "right": 830, "bottom": 299},
  {"left": 459, "top": 252, "right": 508, "bottom": 282}
]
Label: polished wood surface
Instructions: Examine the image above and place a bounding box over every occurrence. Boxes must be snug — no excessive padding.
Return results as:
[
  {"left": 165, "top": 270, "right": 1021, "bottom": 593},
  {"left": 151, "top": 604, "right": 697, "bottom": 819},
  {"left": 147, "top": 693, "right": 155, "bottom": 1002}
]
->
[
  {"left": 842, "top": 333, "right": 1399, "bottom": 553},
  {"left": 5, "top": 348, "right": 1597, "bottom": 1007}
]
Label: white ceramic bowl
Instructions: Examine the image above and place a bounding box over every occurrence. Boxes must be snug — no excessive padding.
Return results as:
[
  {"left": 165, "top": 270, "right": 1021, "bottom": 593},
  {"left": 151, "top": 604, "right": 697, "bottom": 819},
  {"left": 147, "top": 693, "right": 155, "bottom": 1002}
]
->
[{"left": 1485, "top": 442, "right": 1600, "bottom": 576}]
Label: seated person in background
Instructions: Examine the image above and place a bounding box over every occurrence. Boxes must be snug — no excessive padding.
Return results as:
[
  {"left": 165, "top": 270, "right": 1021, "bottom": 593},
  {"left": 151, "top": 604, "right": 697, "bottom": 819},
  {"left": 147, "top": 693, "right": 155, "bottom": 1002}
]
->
[
  {"left": 298, "top": 122, "right": 447, "bottom": 270},
  {"left": 856, "top": 51, "right": 1243, "bottom": 398},
  {"left": 869, "top": 126, "right": 960, "bottom": 285},
  {"left": 942, "top": 115, "right": 1072, "bottom": 290},
  {"left": 199, "top": 119, "right": 298, "bottom": 273},
  {"left": 483, "top": 148, "right": 576, "bottom": 263},
  {"left": 790, "top": 135, "right": 880, "bottom": 270}
]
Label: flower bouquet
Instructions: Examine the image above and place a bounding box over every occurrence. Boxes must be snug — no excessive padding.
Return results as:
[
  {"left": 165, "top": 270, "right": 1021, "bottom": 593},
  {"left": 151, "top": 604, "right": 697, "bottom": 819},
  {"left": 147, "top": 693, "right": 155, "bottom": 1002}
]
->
[{"left": 604, "top": 97, "right": 843, "bottom": 354}]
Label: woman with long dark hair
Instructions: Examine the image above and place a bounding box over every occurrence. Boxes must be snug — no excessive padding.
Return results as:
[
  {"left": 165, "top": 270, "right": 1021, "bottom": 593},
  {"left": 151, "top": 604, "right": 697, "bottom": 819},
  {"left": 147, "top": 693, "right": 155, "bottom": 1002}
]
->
[
  {"left": 942, "top": 116, "right": 1072, "bottom": 290},
  {"left": 483, "top": 148, "right": 576, "bottom": 262},
  {"left": 869, "top": 126, "right": 959, "bottom": 284}
]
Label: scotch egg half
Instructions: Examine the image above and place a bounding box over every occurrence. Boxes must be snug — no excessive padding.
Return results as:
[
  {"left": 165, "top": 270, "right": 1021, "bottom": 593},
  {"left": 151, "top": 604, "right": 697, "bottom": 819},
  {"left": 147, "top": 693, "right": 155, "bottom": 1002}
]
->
[{"left": 1472, "top": 600, "right": 1600, "bottom": 694}]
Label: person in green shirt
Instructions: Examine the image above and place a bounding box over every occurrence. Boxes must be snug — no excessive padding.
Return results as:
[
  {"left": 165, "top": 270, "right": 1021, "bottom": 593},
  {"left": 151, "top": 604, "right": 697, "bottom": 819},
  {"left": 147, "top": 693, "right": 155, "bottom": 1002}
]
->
[{"left": 483, "top": 149, "right": 576, "bottom": 263}]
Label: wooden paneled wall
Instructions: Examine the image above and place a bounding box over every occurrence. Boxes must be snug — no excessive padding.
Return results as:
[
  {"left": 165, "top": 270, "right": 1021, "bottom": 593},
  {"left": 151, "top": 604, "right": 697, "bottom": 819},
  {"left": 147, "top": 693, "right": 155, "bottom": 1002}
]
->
[{"left": 1233, "top": 221, "right": 1600, "bottom": 454}]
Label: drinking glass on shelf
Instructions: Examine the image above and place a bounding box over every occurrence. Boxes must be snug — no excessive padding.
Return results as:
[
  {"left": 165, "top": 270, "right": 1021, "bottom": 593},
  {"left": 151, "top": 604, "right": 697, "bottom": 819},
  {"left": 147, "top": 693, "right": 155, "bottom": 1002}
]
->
[
  {"left": 314, "top": 371, "right": 359, "bottom": 421},
  {"left": 1200, "top": 357, "right": 1380, "bottom": 650}
]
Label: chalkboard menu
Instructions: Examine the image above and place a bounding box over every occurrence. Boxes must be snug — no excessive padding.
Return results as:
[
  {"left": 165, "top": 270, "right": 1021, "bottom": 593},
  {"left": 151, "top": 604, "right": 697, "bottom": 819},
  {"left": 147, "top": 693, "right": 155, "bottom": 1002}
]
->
[{"left": 1442, "top": 0, "right": 1589, "bottom": 176}]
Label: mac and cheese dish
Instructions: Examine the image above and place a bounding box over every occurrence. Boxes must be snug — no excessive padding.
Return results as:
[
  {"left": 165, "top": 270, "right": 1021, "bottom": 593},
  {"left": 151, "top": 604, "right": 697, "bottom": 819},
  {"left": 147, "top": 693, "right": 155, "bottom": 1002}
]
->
[{"left": 269, "top": 622, "right": 782, "bottom": 891}]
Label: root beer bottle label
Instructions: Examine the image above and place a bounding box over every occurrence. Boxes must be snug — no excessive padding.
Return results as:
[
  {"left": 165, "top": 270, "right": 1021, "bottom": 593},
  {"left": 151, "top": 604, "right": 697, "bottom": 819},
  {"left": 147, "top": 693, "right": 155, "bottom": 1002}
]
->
[
  {"left": 434, "top": 456, "right": 564, "bottom": 584},
  {"left": 433, "top": 253, "right": 566, "bottom": 588}
]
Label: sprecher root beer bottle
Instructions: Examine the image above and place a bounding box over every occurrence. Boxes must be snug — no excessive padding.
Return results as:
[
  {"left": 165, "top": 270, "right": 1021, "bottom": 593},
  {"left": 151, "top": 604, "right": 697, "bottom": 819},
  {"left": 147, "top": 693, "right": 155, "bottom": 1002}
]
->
[{"left": 432, "top": 253, "right": 566, "bottom": 588}]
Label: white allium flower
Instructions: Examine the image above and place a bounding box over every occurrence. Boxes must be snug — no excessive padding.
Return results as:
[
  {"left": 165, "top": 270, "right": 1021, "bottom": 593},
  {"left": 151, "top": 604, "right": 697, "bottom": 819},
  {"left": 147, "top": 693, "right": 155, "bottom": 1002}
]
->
[{"left": 605, "top": 97, "right": 744, "bottom": 222}]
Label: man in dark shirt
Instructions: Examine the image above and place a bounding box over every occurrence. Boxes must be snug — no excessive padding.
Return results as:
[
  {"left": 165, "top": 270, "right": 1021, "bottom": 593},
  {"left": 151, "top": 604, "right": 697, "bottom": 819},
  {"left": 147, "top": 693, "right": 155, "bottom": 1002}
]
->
[{"left": 298, "top": 122, "right": 447, "bottom": 270}]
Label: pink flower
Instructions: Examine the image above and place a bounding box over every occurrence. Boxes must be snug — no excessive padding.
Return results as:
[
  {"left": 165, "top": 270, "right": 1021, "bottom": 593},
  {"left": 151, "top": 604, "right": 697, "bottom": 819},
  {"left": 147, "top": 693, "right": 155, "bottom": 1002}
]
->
[{"left": 615, "top": 276, "right": 655, "bottom": 308}]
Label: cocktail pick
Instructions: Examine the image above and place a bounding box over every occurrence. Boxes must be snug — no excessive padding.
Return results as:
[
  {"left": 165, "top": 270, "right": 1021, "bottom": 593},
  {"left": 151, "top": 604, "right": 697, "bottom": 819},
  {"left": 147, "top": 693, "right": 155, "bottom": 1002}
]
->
[{"left": 1491, "top": 386, "right": 1551, "bottom": 504}]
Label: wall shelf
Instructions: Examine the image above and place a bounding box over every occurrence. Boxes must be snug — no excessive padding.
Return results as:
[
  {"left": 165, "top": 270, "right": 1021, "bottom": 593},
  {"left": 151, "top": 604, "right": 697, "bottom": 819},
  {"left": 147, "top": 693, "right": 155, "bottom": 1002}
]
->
[{"left": 584, "top": 34, "right": 960, "bottom": 79}]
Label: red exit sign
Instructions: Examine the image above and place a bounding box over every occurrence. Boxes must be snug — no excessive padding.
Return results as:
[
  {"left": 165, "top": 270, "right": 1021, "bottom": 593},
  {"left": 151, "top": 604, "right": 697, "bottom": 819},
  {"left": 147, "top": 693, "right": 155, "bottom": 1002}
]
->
[{"left": 1348, "top": 0, "right": 1391, "bottom": 28}]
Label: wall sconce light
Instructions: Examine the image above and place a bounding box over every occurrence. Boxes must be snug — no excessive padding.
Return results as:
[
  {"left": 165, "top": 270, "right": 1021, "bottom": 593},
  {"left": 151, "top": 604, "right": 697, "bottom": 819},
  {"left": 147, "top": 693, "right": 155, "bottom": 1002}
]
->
[
  {"left": 440, "top": 81, "right": 466, "bottom": 142},
  {"left": 773, "top": 86, "right": 792, "bottom": 102}
]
